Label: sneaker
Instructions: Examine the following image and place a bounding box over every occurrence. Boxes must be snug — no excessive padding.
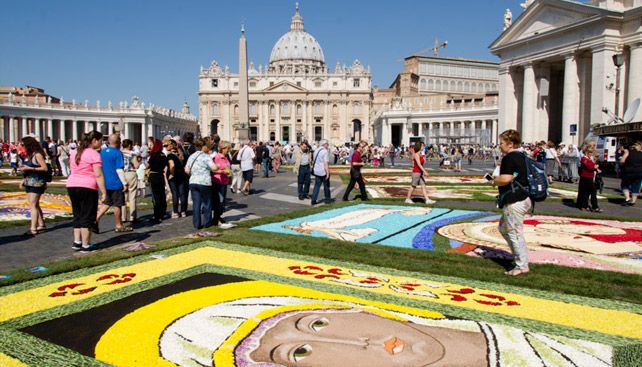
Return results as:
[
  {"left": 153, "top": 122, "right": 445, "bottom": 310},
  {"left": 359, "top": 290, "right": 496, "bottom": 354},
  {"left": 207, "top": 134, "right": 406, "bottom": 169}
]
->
[
  {"left": 425, "top": 199, "right": 436, "bottom": 205},
  {"left": 171, "top": 213, "right": 179, "bottom": 219},
  {"left": 180, "top": 212, "right": 187, "bottom": 217},
  {"left": 219, "top": 223, "right": 236, "bottom": 229},
  {"left": 72, "top": 242, "right": 83, "bottom": 251},
  {"left": 404, "top": 199, "right": 414, "bottom": 204},
  {"left": 80, "top": 243, "right": 99, "bottom": 253}
]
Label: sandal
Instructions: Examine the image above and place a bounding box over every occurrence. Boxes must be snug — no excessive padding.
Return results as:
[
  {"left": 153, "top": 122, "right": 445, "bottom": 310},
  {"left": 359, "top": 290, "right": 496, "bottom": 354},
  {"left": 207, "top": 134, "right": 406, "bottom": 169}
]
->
[
  {"left": 591, "top": 208, "right": 603, "bottom": 213},
  {"left": 36, "top": 226, "right": 47, "bottom": 234},
  {"left": 115, "top": 226, "right": 134, "bottom": 233},
  {"left": 24, "top": 229, "right": 38, "bottom": 237},
  {"left": 504, "top": 268, "right": 530, "bottom": 276}
]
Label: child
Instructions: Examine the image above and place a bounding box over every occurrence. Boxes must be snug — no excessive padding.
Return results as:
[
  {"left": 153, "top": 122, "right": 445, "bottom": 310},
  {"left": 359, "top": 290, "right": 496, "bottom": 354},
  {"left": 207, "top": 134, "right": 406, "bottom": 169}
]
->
[
  {"left": 135, "top": 156, "right": 146, "bottom": 197},
  {"left": 10, "top": 148, "right": 18, "bottom": 176}
]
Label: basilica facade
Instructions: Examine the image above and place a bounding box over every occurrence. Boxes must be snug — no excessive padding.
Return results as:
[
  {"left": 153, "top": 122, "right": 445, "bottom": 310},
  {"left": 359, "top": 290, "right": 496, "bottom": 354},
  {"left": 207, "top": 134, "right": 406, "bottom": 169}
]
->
[{"left": 198, "top": 5, "right": 372, "bottom": 145}]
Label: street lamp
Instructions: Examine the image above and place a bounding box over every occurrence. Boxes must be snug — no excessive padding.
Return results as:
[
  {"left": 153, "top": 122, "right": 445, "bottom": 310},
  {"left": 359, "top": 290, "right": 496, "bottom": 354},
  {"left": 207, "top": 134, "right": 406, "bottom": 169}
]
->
[{"left": 612, "top": 52, "right": 625, "bottom": 119}]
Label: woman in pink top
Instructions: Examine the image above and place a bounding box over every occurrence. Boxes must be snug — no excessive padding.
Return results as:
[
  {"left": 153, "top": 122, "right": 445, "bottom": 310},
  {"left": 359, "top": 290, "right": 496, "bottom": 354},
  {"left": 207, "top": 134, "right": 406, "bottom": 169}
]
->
[
  {"left": 211, "top": 141, "right": 232, "bottom": 226},
  {"left": 66, "top": 131, "right": 107, "bottom": 252}
]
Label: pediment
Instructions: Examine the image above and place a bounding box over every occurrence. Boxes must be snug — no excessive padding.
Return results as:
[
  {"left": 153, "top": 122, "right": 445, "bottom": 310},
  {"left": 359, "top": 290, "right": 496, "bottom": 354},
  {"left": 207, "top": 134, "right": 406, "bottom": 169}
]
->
[
  {"left": 263, "top": 80, "right": 307, "bottom": 92},
  {"left": 491, "top": 0, "right": 607, "bottom": 49}
]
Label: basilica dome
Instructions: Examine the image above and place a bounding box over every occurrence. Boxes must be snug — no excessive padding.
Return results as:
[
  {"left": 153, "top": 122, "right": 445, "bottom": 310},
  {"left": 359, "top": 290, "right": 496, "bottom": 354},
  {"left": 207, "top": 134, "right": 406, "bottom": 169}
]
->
[{"left": 268, "top": 4, "right": 325, "bottom": 67}]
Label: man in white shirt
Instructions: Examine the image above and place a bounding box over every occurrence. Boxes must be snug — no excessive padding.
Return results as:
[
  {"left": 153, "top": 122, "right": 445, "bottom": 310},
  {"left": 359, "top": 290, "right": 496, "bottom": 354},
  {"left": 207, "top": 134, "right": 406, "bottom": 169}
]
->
[
  {"left": 310, "top": 139, "right": 332, "bottom": 205},
  {"left": 239, "top": 141, "right": 256, "bottom": 195}
]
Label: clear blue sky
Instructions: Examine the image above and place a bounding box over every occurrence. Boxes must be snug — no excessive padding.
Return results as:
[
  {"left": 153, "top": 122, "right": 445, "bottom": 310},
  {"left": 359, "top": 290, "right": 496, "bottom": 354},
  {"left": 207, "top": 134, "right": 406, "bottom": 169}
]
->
[{"left": 1, "top": 0, "right": 527, "bottom": 114}]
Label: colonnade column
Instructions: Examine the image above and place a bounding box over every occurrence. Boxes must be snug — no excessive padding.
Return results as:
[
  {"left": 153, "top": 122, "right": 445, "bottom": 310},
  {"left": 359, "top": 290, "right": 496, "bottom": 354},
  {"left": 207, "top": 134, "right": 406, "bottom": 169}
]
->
[
  {"left": 141, "top": 122, "right": 147, "bottom": 143},
  {"left": 521, "top": 63, "right": 537, "bottom": 143},
  {"left": 498, "top": 66, "right": 517, "bottom": 132},
  {"left": 562, "top": 55, "right": 579, "bottom": 144},
  {"left": 9, "top": 117, "right": 15, "bottom": 143},
  {"left": 72, "top": 120, "right": 78, "bottom": 141},
  {"left": 59, "top": 120, "right": 66, "bottom": 142},
  {"left": 492, "top": 119, "right": 499, "bottom": 144},
  {"left": 22, "top": 118, "right": 28, "bottom": 138},
  {"left": 628, "top": 43, "right": 642, "bottom": 122},
  {"left": 290, "top": 100, "right": 296, "bottom": 144},
  {"left": 47, "top": 119, "right": 54, "bottom": 138}
]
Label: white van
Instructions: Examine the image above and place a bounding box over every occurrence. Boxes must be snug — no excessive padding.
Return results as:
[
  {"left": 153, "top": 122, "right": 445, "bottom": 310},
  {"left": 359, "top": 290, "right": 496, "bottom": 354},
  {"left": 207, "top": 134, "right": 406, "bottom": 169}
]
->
[{"left": 584, "top": 133, "right": 617, "bottom": 162}]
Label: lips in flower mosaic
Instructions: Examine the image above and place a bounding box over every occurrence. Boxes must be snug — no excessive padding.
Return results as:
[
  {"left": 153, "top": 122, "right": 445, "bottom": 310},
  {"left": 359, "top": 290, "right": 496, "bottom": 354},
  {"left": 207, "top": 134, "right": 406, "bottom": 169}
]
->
[{"left": 0, "top": 243, "right": 639, "bottom": 366}]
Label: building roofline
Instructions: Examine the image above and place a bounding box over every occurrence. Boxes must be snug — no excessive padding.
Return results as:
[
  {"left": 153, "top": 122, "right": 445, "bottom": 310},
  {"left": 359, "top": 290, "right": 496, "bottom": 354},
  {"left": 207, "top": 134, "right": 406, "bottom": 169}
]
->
[{"left": 404, "top": 55, "right": 499, "bottom": 66}]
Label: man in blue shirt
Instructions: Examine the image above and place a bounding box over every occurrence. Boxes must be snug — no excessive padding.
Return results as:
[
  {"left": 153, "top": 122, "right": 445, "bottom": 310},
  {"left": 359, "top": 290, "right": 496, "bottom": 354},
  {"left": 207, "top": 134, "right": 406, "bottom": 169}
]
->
[{"left": 95, "top": 134, "right": 132, "bottom": 233}]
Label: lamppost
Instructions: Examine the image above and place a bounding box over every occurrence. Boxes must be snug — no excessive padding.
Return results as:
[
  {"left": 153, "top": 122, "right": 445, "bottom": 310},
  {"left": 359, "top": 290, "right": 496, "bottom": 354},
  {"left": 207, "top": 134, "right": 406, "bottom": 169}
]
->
[{"left": 612, "top": 52, "right": 625, "bottom": 119}]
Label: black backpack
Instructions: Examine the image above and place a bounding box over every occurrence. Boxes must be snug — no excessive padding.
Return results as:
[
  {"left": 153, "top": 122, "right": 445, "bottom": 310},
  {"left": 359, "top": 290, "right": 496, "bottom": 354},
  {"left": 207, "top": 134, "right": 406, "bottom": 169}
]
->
[
  {"left": 513, "top": 152, "right": 548, "bottom": 203},
  {"left": 262, "top": 146, "right": 270, "bottom": 159}
]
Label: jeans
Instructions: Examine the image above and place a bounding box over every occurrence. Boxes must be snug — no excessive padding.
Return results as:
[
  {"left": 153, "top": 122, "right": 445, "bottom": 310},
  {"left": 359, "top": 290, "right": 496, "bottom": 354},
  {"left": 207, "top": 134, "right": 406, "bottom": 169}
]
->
[
  {"left": 311, "top": 174, "right": 330, "bottom": 203},
  {"left": 498, "top": 197, "right": 531, "bottom": 270},
  {"left": 297, "top": 165, "right": 311, "bottom": 198},
  {"left": 262, "top": 158, "right": 269, "bottom": 177},
  {"left": 211, "top": 183, "right": 228, "bottom": 223},
  {"left": 169, "top": 179, "right": 188, "bottom": 214},
  {"left": 190, "top": 184, "right": 212, "bottom": 229}
]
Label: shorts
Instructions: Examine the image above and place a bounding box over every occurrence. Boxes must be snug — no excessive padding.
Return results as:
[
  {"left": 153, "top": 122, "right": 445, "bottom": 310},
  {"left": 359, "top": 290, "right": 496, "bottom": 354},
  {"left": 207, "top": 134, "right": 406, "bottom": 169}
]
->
[
  {"left": 25, "top": 185, "right": 46, "bottom": 194},
  {"left": 11, "top": 162, "right": 18, "bottom": 168},
  {"left": 67, "top": 187, "right": 98, "bottom": 228},
  {"left": 411, "top": 172, "right": 425, "bottom": 187},
  {"left": 242, "top": 169, "right": 254, "bottom": 183},
  {"left": 104, "top": 189, "right": 125, "bottom": 207}
]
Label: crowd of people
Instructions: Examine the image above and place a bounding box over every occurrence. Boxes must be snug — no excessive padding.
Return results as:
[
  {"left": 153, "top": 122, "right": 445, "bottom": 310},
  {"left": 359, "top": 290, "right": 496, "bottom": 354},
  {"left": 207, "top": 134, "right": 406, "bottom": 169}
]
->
[{"left": 2, "top": 131, "right": 640, "bottom": 272}]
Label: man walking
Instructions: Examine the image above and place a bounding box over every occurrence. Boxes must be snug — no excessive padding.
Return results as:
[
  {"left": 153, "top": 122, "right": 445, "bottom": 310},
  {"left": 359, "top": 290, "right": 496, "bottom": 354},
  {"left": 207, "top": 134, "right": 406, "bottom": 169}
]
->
[
  {"left": 120, "top": 139, "right": 139, "bottom": 223},
  {"left": 342, "top": 141, "right": 368, "bottom": 201},
  {"left": 238, "top": 140, "right": 255, "bottom": 195},
  {"left": 294, "top": 141, "right": 312, "bottom": 200},
  {"left": 311, "top": 139, "right": 332, "bottom": 205},
  {"left": 95, "top": 134, "right": 132, "bottom": 233}
]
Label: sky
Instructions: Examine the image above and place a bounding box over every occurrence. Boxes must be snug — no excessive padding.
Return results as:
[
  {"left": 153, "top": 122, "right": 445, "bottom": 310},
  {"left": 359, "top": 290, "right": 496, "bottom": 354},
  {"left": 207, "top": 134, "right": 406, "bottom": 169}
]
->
[{"left": 1, "top": 0, "right": 529, "bottom": 114}]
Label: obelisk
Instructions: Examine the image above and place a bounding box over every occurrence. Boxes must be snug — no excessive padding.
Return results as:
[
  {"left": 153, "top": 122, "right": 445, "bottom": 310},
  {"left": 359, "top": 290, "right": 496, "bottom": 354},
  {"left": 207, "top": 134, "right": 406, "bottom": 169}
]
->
[{"left": 237, "top": 21, "right": 250, "bottom": 142}]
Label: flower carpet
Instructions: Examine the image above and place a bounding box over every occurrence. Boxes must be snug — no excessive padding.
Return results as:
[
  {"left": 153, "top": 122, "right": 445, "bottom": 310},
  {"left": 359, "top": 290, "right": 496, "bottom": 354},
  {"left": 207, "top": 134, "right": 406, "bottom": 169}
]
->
[
  {"left": 0, "top": 242, "right": 639, "bottom": 366},
  {"left": 365, "top": 185, "right": 603, "bottom": 200},
  {"left": 252, "top": 204, "right": 489, "bottom": 248},
  {"left": 253, "top": 204, "right": 641, "bottom": 274},
  {"left": 363, "top": 175, "right": 489, "bottom": 184},
  {"left": 440, "top": 215, "right": 642, "bottom": 274},
  {"left": 329, "top": 166, "right": 409, "bottom": 175},
  {"left": 0, "top": 192, "right": 72, "bottom": 221}
]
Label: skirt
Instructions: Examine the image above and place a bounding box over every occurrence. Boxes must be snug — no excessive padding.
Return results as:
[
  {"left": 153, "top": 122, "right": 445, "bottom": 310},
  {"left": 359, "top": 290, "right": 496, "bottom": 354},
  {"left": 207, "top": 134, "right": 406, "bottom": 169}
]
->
[{"left": 545, "top": 159, "right": 558, "bottom": 176}]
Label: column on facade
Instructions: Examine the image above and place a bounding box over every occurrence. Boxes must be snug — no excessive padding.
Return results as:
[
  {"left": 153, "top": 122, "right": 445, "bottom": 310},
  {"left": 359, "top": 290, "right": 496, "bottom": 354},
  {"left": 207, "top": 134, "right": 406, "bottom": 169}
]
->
[
  {"left": 591, "top": 46, "right": 617, "bottom": 126},
  {"left": 141, "top": 121, "right": 147, "bottom": 143},
  {"left": 537, "top": 63, "right": 550, "bottom": 141},
  {"left": 498, "top": 66, "right": 518, "bottom": 133},
  {"left": 521, "top": 63, "right": 537, "bottom": 143},
  {"left": 460, "top": 121, "right": 466, "bottom": 140},
  {"left": 306, "top": 101, "right": 313, "bottom": 142},
  {"left": 300, "top": 100, "right": 306, "bottom": 143},
  {"left": 262, "top": 101, "right": 269, "bottom": 142},
  {"left": 323, "top": 102, "right": 330, "bottom": 142},
  {"left": 72, "top": 120, "right": 79, "bottom": 141},
  {"left": 290, "top": 100, "right": 296, "bottom": 144},
  {"left": 274, "top": 101, "right": 281, "bottom": 142},
  {"left": 381, "top": 118, "right": 389, "bottom": 146},
  {"left": 628, "top": 43, "right": 642, "bottom": 122},
  {"left": 562, "top": 55, "right": 579, "bottom": 144},
  {"left": 0, "top": 117, "right": 5, "bottom": 142},
  {"left": 492, "top": 119, "right": 499, "bottom": 144}
]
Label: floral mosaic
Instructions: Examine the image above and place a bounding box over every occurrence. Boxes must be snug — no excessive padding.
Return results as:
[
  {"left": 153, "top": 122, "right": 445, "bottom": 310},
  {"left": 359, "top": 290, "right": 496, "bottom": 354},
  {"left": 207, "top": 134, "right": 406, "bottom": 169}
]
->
[
  {"left": 364, "top": 175, "right": 489, "bottom": 184},
  {"left": 252, "top": 204, "right": 488, "bottom": 249},
  {"left": 0, "top": 192, "right": 72, "bottom": 221},
  {"left": 1, "top": 244, "right": 638, "bottom": 366},
  {"left": 440, "top": 215, "right": 642, "bottom": 274},
  {"left": 366, "top": 185, "right": 496, "bottom": 200}
]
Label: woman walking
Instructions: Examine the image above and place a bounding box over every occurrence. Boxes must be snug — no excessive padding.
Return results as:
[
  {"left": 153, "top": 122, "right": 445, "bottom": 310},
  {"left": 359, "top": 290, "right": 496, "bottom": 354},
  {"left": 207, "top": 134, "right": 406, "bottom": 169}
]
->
[
  {"left": 212, "top": 141, "right": 232, "bottom": 226},
  {"left": 576, "top": 146, "right": 602, "bottom": 212},
  {"left": 229, "top": 146, "right": 243, "bottom": 194},
  {"left": 165, "top": 139, "right": 188, "bottom": 218},
  {"left": 405, "top": 142, "right": 435, "bottom": 205},
  {"left": 66, "top": 131, "right": 106, "bottom": 251},
  {"left": 57, "top": 140, "right": 70, "bottom": 177},
  {"left": 19, "top": 136, "right": 49, "bottom": 237},
  {"left": 148, "top": 139, "right": 169, "bottom": 223},
  {"left": 545, "top": 141, "right": 561, "bottom": 183},
  {"left": 272, "top": 142, "right": 283, "bottom": 173},
  {"left": 185, "top": 137, "right": 218, "bottom": 229},
  {"left": 620, "top": 142, "right": 642, "bottom": 206}
]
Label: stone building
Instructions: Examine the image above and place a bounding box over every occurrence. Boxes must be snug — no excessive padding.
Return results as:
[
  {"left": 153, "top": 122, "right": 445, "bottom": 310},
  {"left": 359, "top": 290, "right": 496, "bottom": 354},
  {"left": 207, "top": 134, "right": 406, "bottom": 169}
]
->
[
  {"left": 0, "top": 86, "right": 197, "bottom": 144},
  {"left": 198, "top": 4, "right": 372, "bottom": 145},
  {"left": 373, "top": 55, "right": 500, "bottom": 147},
  {"left": 490, "top": 0, "right": 642, "bottom": 145}
]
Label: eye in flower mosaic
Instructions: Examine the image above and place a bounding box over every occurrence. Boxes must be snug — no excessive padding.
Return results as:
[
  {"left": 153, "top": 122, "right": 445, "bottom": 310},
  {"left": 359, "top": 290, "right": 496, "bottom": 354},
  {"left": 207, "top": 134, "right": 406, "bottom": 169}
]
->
[
  {"left": 252, "top": 204, "right": 489, "bottom": 249},
  {"left": 0, "top": 192, "right": 72, "bottom": 221},
  {"left": 0, "top": 243, "right": 639, "bottom": 366}
]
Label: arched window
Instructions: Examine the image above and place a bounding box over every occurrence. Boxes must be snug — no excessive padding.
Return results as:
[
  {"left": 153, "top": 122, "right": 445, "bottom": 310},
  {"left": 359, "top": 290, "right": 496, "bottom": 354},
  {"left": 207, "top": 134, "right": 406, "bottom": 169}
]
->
[
  {"left": 282, "top": 101, "right": 289, "bottom": 115},
  {"left": 450, "top": 80, "right": 456, "bottom": 91},
  {"left": 436, "top": 80, "right": 442, "bottom": 91},
  {"left": 296, "top": 104, "right": 302, "bottom": 116},
  {"left": 270, "top": 104, "right": 275, "bottom": 116},
  {"left": 464, "top": 82, "right": 470, "bottom": 92},
  {"left": 353, "top": 103, "right": 361, "bottom": 115},
  {"left": 420, "top": 78, "right": 426, "bottom": 90},
  {"left": 233, "top": 105, "right": 239, "bottom": 116},
  {"left": 428, "top": 79, "right": 434, "bottom": 90},
  {"left": 211, "top": 102, "right": 219, "bottom": 115},
  {"left": 457, "top": 81, "right": 463, "bottom": 92}
]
